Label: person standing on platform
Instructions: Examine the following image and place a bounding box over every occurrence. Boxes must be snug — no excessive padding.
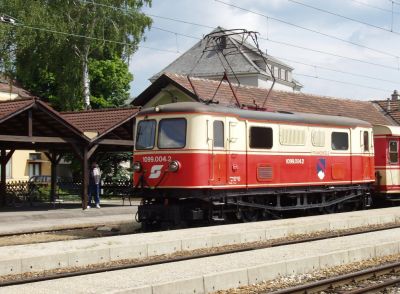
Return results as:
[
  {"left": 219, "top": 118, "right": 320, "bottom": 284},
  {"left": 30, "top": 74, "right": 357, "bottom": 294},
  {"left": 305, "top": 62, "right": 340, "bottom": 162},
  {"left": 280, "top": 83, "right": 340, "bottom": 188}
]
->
[{"left": 87, "top": 162, "right": 101, "bottom": 209}]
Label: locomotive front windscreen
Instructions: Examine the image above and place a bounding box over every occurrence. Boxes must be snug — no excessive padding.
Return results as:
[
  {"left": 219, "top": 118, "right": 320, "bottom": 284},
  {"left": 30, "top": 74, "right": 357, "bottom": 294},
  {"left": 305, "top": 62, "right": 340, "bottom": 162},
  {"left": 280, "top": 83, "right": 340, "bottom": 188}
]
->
[
  {"left": 136, "top": 120, "right": 156, "bottom": 150},
  {"left": 158, "top": 118, "right": 186, "bottom": 149}
]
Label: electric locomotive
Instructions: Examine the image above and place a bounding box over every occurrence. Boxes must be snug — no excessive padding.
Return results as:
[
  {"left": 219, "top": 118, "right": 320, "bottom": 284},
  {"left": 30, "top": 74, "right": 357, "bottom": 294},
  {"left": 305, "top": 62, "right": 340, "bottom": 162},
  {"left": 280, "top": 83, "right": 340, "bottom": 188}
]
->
[{"left": 133, "top": 102, "right": 374, "bottom": 228}]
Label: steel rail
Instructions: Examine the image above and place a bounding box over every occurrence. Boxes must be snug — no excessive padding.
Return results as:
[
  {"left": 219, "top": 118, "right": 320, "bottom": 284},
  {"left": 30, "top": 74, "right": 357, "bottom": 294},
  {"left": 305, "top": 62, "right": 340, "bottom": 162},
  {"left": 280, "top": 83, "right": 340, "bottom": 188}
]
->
[
  {"left": 1, "top": 223, "right": 400, "bottom": 287},
  {"left": 270, "top": 261, "right": 400, "bottom": 294}
]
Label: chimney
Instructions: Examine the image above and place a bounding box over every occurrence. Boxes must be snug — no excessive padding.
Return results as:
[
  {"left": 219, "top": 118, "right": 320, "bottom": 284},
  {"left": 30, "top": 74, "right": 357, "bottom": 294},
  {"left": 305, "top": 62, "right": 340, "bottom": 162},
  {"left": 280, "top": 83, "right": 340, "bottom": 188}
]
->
[
  {"left": 387, "top": 98, "right": 391, "bottom": 112},
  {"left": 391, "top": 90, "right": 399, "bottom": 101}
]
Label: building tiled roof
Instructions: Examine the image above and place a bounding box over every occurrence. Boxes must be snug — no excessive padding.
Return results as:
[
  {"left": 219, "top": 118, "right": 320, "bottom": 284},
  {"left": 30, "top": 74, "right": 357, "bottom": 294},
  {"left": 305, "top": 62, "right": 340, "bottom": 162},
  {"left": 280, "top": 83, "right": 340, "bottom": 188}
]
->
[
  {"left": 374, "top": 99, "right": 400, "bottom": 125},
  {"left": 151, "top": 27, "right": 301, "bottom": 90},
  {"left": 0, "top": 98, "right": 35, "bottom": 122},
  {"left": 0, "top": 80, "right": 35, "bottom": 98},
  {"left": 137, "top": 73, "right": 393, "bottom": 126},
  {"left": 61, "top": 107, "right": 140, "bottom": 135}
]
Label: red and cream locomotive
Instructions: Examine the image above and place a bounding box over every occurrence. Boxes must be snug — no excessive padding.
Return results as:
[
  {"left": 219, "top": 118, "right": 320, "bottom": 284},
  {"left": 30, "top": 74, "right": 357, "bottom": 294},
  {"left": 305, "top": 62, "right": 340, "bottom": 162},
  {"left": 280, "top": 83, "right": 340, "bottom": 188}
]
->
[{"left": 133, "top": 102, "right": 375, "bottom": 227}]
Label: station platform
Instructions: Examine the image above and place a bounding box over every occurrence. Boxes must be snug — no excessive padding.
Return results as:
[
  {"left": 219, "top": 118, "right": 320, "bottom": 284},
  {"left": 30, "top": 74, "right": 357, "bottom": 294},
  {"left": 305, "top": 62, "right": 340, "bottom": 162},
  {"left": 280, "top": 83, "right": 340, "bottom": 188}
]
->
[
  {"left": 3, "top": 213, "right": 400, "bottom": 293},
  {"left": 0, "top": 207, "right": 399, "bottom": 279},
  {"left": 0, "top": 200, "right": 139, "bottom": 235}
]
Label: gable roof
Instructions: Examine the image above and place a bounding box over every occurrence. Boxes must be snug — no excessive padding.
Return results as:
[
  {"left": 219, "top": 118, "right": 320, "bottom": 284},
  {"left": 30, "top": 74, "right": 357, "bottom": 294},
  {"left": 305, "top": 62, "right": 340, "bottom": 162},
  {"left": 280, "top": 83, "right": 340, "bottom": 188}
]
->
[
  {"left": 0, "top": 98, "right": 35, "bottom": 122},
  {"left": 151, "top": 27, "right": 295, "bottom": 83},
  {"left": 133, "top": 73, "right": 394, "bottom": 126},
  {"left": 61, "top": 107, "right": 139, "bottom": 135}
]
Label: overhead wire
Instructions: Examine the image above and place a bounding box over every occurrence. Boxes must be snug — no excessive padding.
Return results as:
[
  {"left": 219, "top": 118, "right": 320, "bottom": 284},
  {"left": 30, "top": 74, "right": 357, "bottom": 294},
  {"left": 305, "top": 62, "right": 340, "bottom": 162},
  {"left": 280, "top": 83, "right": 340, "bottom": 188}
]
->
[
  {"left": 81, "top": 0, "right": 400, "bottom": 59},
  {"left": 0, "top": 16, "right": 180, "bottom": 54},
  {"left": 275, "top": 55, "right": 400, "bottom": 85},
  {"left": 350, "top": 0, "right": 398, "bottom": 14},
  {"left": 72, "top": 0, "right": 400, "bottom": 71},
  {"left": 287, "top": 0, "right": 400, "bottom": 35},
  {"left": 214, "top": 0, "right": 399, "bottom": 59},
  {"left": 2, "top": 1, "right": 399, "bottom": 94},
  {"left": 294, "top": 73, "right": 389, "bottom": 93}
]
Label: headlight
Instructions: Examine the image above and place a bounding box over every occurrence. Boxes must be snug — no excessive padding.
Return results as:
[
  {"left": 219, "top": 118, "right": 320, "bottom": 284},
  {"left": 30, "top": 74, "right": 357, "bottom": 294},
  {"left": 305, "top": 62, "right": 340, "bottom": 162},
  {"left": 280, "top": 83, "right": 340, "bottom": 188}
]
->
[
  {"left": 168, "top": 160, "right": 180, "bottom": 172},
  {"left": 133, "top": 161, "right": 142, "bottom": 172}
]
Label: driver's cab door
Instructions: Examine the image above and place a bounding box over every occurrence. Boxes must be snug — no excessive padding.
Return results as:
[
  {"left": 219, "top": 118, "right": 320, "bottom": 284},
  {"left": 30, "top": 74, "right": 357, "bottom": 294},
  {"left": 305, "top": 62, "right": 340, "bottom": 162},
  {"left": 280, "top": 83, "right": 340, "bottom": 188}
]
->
[{"left": 208, "top": 118, "right": 227, "bottom": 185}]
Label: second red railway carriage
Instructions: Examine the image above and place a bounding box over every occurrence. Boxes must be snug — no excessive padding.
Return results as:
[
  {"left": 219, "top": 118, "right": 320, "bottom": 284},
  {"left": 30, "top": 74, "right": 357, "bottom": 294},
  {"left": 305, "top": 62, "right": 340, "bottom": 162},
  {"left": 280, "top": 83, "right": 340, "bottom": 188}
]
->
[{"left": 133, "top": 102, "right": 375, "bottom": 227}]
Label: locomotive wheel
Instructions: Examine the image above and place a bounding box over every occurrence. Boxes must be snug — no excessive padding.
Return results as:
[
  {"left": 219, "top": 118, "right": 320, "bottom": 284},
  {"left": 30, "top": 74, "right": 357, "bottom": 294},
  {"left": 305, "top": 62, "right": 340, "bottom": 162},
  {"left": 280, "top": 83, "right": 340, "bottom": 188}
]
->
[
  {"left": 240, "top": 196, "right": 261, "bottom": 222},
  {"left": 323, "top": 204, "right": 337, "bottom": 214},
  {"left": 241, "top": 208, "right": 260, "bottom": 222}
]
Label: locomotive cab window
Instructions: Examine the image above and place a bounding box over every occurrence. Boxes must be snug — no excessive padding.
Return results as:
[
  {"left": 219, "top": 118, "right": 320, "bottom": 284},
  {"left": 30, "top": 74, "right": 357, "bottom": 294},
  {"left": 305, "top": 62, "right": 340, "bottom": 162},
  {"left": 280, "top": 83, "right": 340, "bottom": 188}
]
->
[
  {"left": 389, "top": 141, "right": 398, "bottom": 164},
  {"left": 158, "top": 118, "right": 187, "bottom": 149},
  {"left": 250, "top": 127, "right": 273, "bottom": 149},
  {"left": 363, "top": 131, "right": 369, "bottom": 152},
  {"left": 135, "top": 120, "right": 156, "bottom": 150},
  {"left": 213, "top": 120, "right": 224, "bottom": 148},
  {"left": 331, "top": 132, "right": 348, "bottom": 150}
]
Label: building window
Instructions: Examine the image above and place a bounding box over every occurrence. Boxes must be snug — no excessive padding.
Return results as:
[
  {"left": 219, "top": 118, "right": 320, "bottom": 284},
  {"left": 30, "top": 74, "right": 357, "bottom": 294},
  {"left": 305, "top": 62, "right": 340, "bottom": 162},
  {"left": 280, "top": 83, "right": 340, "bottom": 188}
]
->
[
  {"left": 213, "top": 120, "right": 224, "bottom": 148},
  {"left": 250, "top": 127, "right": 273, "bottom": 149},
  {"left": 280, "top": 69, "right": 285, "bottom": 80},
  {"left": 287, "top": 71, "right": 292, "bottom": 82},
  {"left": 29, "top": 163, "right": 41, "bottom": 177},
  {"left": 389, "top": 141, "right": 398, "bottom": 163},
  {"left": 273, "top": 66, "right": 279, "bottom": 78},
  {"left": 29, "top": 153, "right": 41, "bottom": 160}
]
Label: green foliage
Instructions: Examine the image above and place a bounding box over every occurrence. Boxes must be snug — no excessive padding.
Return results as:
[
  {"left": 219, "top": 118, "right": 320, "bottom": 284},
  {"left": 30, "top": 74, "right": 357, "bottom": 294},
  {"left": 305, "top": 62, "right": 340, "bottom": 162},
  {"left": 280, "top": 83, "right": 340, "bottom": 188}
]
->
[
  {"left": 89, "top": 57, "right": 133, "bottom": 108},
  {"left": 0, "top": 0, "right": 152, "bottom": 110},
  {"left": 98, "top": 152, "right": 133, "bottom": 181}
]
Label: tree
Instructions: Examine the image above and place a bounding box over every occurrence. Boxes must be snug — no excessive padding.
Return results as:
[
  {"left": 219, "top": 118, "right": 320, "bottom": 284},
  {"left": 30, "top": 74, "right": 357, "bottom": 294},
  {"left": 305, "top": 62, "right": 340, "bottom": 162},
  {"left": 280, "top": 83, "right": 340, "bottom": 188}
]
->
[
  {"left": 89, "top": 56, "right": 133, "bottom": 108},
  {"left": 0, "top": 0, "right": 152, "bottom": 110}
]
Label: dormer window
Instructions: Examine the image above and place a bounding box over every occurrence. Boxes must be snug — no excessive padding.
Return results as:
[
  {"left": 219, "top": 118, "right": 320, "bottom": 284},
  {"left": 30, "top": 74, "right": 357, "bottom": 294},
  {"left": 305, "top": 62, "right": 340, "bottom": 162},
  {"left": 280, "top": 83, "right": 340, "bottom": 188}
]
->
[
  {"left": 273, "top": 66, "right": 279, "bottom": 78},
  {"left": 280, "top": 69, "right": 285, "bottom": 80}
]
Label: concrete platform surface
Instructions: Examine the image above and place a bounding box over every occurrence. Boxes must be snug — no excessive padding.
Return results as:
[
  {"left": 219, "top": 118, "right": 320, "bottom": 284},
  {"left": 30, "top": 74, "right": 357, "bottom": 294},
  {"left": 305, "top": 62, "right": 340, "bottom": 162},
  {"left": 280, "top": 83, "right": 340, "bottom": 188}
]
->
[
  {"left": 3, "top": 227, "right": 400, "bottom": 294},
  {"left": 0, "top": 207, "right": 399, "bottom": 277},
  {"left": 0, "top": 200, "right": 139, "bottom": 235}
]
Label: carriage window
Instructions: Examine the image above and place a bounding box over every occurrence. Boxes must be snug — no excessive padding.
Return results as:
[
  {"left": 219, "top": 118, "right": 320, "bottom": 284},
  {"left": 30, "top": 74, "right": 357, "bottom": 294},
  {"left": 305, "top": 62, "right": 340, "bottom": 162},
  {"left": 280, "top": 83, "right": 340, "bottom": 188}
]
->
[
  {"left": 135, "top": 120, "right": 156, "bottom": 150},
  {"left": 213, "top": 121, "right": 224, "bottom": 148},
  {"left": 250, "top": 127, "right": 273, "bottom": 149},
  {"left": 158, "top": 118, "right": 186, "bottom": 149},
  {"left": 389, "top": 141, "right": 398, "bottom": 163},
  {"left": 331, "top": 132, "right": 348, "bottom": 150},
  {"left": 363, "top": 131, "right": 369, "bottom": 152}
]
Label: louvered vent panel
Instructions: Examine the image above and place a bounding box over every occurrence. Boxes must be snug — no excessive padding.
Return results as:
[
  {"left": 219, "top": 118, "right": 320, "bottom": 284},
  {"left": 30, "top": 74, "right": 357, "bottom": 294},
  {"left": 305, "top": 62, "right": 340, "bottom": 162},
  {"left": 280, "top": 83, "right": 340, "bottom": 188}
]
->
[{"left": 257, "top": 165, "right": 273, "bottom": 181}]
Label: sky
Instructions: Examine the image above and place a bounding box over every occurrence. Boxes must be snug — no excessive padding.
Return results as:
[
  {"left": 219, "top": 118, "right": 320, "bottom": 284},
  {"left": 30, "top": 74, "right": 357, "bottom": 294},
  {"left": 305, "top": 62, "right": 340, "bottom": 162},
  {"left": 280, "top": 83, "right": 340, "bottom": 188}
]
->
[{"left": 129, "top": 0, "right": 400, "bottom": 101}]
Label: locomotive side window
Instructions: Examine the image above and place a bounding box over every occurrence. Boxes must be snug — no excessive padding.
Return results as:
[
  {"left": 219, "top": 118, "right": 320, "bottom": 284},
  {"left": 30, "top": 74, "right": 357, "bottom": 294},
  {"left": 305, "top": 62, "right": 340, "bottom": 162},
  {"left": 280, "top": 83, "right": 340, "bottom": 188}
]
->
[
  {"left": 136, "top": 120, "right": 156, "bottom": 150},
  {"left": 158, "top": 118, "right": 186, "bottom": 149},
  {"left": 311, "top": 129, "right": 325, "bottom": 147},
  {"left": 389, "top": 141, "right": 398, "bottom": 163},
  {"left": 250, "top": 127, "right": 273, "bottom": 149},
  {"left": 213, "top": 121, "right": 224, "bottom": 148},
  {"left": 363, "top": 131, "right": 369, "bottom": 152},
  {"left": 331, "top": 132, "right": 348, "bottom": 150}
]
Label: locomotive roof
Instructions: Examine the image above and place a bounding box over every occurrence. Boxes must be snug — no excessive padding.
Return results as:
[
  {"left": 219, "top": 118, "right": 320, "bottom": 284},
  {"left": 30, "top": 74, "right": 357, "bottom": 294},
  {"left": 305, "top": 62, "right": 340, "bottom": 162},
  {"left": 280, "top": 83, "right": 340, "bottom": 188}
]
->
[
  {"left": 373, "top": 124, "right": 400, "bottom": 136},
  {"left": 138, "top": 102, "right": 371, "bottom": 128}
]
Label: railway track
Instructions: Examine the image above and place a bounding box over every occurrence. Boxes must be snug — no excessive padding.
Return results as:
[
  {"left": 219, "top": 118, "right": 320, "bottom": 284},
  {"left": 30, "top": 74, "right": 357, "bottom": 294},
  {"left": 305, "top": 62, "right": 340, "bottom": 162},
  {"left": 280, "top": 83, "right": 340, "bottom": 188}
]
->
[
  {"left": 1, "top": 222, "right": 400, "bottom": 288},
  {"left": 270, "top": 261, "right": 400, "bottom": 294}
]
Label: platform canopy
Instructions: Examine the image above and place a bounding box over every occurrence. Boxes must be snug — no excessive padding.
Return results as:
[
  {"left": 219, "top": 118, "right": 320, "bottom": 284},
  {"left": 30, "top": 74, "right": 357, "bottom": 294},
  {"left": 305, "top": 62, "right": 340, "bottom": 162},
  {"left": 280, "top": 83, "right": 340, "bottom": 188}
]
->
[{"left": 0, "top": 98, "right": 139, "bottom": 209}]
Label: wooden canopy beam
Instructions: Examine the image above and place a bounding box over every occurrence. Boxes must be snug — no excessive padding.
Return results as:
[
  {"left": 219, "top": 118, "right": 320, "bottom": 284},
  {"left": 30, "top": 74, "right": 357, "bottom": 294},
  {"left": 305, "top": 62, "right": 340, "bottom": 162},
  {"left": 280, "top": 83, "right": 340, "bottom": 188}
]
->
[{"left": 0, "top": 135, "right": 79, "bottom": 144}]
